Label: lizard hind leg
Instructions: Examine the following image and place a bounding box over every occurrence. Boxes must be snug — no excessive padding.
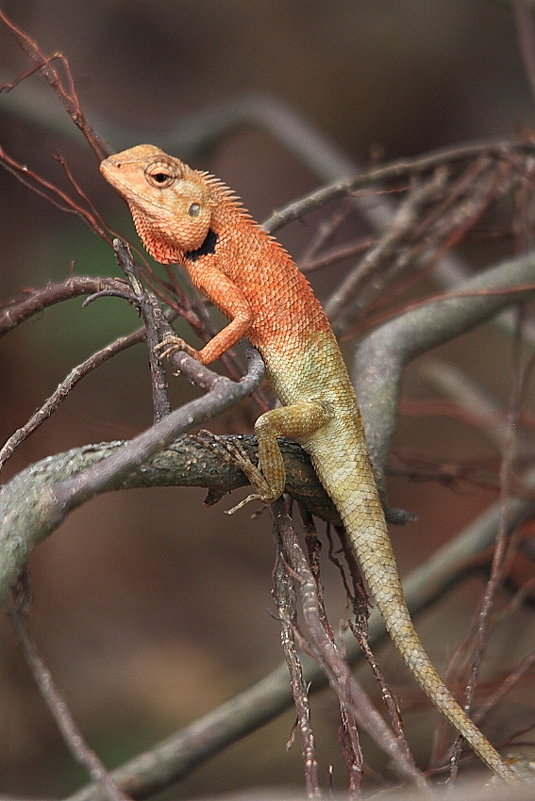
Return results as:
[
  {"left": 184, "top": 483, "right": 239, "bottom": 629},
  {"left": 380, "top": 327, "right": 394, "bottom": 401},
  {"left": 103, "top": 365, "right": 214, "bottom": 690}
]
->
[{"left": 228, "top": 401, "right": 330, "bottom": 513}]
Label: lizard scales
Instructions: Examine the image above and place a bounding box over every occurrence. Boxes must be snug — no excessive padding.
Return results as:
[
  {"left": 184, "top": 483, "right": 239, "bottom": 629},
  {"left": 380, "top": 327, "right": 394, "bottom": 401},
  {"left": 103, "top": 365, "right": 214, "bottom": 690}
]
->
[{"left": 100, "top": 144, "right": 515, "bottom": 781}]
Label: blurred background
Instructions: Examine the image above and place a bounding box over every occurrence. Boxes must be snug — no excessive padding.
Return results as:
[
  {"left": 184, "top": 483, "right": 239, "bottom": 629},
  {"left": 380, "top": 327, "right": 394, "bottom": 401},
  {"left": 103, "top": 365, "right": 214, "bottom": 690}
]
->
[{"left": 1, "top": 1, "right": 534, "bottom": 797}]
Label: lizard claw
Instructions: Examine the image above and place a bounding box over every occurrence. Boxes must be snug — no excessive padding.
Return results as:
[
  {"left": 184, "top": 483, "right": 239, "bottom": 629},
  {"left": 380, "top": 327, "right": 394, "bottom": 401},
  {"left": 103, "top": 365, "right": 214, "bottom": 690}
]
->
[
  {"left": 225, "top": 492, "right": 264, "bottom": 515},
  {"left": 155, "top": 334, "right": 199, "bottom": 361}
]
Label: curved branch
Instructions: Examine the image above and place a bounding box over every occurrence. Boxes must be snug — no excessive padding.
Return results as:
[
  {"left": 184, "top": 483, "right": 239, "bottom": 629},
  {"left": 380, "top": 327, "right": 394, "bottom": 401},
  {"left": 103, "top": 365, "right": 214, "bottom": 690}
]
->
[
  {"left": 0, "top": 348, "right": 265, "bottom": 604},
  {"left": 0, "top": 276, "right": 127, "bottom": 336},
  {"left": 0, "top": 428, "right": 351, "bottom": 606},
  {"left": 355, "top": 249, "right": 535, "bottom": 485},
  {"left": 63, "top": 484, "right": 535, "bottom": 801},
  {"left": 263, "top": 138, "right": 535, "bottom": 234}
]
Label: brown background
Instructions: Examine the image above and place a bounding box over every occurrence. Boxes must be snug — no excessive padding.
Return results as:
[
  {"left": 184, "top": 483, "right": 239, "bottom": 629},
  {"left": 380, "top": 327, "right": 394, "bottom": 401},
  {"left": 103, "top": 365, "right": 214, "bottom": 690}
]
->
[{"left": 1, "top": 1, "right": 534, "bottom": 797}]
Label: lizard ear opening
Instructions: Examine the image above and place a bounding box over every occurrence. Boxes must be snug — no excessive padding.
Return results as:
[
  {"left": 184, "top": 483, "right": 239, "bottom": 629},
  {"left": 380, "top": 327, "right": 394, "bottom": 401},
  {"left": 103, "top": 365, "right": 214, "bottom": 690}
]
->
[{"left": 188, "top": 202, "right": 201, "bottom": 217}]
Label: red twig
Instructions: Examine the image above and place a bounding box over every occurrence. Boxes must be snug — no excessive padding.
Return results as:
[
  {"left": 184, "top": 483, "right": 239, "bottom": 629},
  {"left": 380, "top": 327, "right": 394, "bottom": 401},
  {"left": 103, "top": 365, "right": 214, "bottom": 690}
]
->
[{"left": 0, "top": 7, "right": 107, "bottom": 159}]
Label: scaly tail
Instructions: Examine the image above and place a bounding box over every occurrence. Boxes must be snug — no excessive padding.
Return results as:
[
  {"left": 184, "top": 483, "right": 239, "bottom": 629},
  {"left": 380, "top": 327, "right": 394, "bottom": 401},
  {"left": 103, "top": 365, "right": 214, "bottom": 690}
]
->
[
  {"left": 308, "top": 422, "right": 515, "bottom": 781},
  {"left": 341, "top": 495, "right": 516, "bottom": 781}
]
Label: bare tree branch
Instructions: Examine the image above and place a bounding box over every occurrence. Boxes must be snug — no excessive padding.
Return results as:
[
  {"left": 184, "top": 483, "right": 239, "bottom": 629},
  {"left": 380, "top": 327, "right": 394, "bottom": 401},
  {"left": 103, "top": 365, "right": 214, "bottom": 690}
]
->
[
  {"left": 10, "top": 577, "right": 131, "bottom": 801},
  {"left": 263, "top": 138, "right": 535, "bottom": 234},
  {"left": 355, "top": 250, "right": 535, "bottom": 487},
  {"left": 271, "top": 500, "right": 428, "bottom": 791},
  {"left": 0, "top": 277, "right": 127, "bottom": 336},
  {"left": 0, "top": 344, "right": 265, "bottom": 605}
]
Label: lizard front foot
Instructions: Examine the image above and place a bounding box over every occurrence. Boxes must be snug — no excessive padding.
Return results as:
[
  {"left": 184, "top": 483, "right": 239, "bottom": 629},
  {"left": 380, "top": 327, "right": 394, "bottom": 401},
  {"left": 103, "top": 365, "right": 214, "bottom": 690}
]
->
[{"left": 155, "top": 334, "right": 200, "bottom": 361}]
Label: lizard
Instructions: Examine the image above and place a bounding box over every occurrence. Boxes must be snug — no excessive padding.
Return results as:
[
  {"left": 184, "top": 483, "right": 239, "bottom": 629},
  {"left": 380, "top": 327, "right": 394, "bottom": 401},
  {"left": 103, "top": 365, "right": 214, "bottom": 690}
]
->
[{"left": 100, "top": 144, "right": 516, "bottom": 781}]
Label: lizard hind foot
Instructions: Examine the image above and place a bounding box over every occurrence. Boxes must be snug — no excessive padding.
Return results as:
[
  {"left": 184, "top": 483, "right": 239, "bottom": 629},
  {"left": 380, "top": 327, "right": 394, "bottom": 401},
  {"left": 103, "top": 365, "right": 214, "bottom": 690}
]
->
[{"left": 195, "top": 431, "right": 277, "bottom": 512}]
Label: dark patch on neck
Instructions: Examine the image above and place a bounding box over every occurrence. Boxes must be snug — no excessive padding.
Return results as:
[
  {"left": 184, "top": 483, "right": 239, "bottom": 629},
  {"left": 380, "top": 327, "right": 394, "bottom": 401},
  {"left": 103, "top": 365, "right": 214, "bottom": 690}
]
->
[{"left": 185, "top": 229, "right": 218, "bottom": 262}]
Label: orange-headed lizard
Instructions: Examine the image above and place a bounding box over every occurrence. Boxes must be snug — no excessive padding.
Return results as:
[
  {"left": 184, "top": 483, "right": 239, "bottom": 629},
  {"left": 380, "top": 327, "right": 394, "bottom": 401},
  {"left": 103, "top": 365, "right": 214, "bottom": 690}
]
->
[{"left": 100, "top": 144, "right": 515, "bottom": 781}]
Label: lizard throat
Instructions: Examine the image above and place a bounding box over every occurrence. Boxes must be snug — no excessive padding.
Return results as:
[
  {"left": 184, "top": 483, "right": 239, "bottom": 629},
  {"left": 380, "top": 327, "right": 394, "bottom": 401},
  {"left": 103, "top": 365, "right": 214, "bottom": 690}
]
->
[{"left": 184, "top": 229, "right": 218, "bottom": 262}]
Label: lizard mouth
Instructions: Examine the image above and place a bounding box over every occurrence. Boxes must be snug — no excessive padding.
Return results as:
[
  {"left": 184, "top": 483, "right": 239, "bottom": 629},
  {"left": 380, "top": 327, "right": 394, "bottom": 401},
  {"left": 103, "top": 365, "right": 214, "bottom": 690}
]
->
[
  {"left": 100, "top": 158, "right": 174, "bottom": 219},
  {"left": 99, "top": 157, "right": 132, "bottom": 194},
  {"left": 99, "top": 157, "right": 127, "bottom": 194}
]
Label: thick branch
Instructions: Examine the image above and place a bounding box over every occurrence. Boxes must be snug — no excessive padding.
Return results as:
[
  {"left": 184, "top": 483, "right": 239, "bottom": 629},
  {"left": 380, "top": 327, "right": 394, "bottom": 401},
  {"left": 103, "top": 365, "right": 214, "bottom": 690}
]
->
[
  {"left": 0, "top": 344, "right": 265, "bottom": 604},
  {"left": 63, "top": 486, "right": 535, "bottom": 801},
  {"left": 0, "top": 433, "right": 344, "bottom": 605},
  {"left": 355, "top": 249, "right": 535, "bottom": 484}
]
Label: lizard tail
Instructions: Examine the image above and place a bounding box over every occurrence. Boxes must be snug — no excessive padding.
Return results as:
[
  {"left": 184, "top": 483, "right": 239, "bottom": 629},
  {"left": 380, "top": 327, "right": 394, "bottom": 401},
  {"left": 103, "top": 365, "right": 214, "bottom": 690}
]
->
[
  {"left": 309, "top": 436, "right": 515, "bottom": 781},
  {"left": 343, "top": 501, "right": 515, "bottom": 781}
]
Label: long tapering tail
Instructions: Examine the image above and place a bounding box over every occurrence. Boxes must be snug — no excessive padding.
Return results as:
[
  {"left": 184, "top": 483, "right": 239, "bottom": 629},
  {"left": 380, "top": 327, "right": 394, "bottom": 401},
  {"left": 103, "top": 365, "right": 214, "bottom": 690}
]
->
[
  {"left": 308, "top": 423, "right": 516, "bottom": 781},
  {"left": 343, "top": 497, "right": 515, "bottom": 780}
]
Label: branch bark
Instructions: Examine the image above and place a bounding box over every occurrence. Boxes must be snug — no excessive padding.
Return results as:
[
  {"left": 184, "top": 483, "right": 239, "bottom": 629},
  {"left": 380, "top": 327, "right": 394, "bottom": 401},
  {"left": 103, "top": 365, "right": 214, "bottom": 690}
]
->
[{"left": 355, "top": 249, "right": 535, "bottom": 486}]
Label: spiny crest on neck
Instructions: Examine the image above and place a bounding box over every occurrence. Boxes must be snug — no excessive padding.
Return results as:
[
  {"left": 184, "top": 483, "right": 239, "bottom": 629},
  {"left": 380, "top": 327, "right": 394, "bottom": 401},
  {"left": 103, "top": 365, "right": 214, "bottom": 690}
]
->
[
  {"left": 171, "top": 159, "right": 293, "bottom": 262},
  {"left": 199, "top": 170, "right": 253, "bottom": 220},
  {"left": 197, "top": 169, "right": 294, "bottom": 261}
]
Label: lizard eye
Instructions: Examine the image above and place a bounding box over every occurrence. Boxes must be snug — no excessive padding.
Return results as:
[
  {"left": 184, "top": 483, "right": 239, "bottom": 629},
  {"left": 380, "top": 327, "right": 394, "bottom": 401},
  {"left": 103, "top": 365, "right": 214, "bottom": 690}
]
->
[
  {"left": 145, "top": 162, "right": 176, "bottom": 188},
  {"left": 147, "top": 171, "right": 174, "bottom": 188},
  {"left": 188, "top": 203, "right": 201, "bottom": 217}
]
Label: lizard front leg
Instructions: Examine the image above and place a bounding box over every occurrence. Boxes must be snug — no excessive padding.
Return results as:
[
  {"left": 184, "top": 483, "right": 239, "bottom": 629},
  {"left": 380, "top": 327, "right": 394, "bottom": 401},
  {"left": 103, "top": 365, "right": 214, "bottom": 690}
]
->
[
  {"left": 155, "top": 303, "right": 253, "bottom": 366},
  {"left": 156, "top": 266, "right": 254, "bottom": 365}
]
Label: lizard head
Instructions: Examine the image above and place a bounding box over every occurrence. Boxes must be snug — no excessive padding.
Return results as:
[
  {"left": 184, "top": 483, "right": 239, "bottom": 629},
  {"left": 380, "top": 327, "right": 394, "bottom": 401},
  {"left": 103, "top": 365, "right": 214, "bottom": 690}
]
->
[{"left": 100, "top": 144, "right": 215, "bottom": 264}]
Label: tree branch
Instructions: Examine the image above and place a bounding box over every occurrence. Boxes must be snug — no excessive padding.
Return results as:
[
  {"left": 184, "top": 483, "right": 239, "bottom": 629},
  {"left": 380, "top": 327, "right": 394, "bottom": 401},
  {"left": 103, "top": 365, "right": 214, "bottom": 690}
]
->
[
  {"left": 62, "top": 484, "right": 535, "bottom": 801},
  {"left": 0, "top": 346, "right": 265, "bottom": 604},
  {"left": 355, "top": 249, "right": 535, "bottom": 486}
]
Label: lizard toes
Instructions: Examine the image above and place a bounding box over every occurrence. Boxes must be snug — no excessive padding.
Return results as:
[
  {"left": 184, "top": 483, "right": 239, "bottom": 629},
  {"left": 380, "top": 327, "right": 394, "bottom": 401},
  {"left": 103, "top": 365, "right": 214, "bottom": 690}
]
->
[{"left": 155, "top": 335, "right": 196, "bottom": 361}]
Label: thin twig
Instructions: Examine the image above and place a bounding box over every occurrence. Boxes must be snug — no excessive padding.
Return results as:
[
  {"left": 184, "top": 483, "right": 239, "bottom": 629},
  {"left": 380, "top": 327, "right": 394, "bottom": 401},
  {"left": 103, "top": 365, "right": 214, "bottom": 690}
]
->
[
  {"left": 0, "top": 7, "right": 107, "bottom": 158},
  {"left": 450, "top": 309, "right": 527, "bottom": 774},
  {"left": 112, "top": 240, "right": 171, "bottom": 422},
  {"left": 295, "top": 515, "right": 367, "bottom": 792},
  {"left": 10, "top": 575, "right": 131, "bottom": 801},
  {"left": 325, "top": 170, "right": 447, "bottom": 325},
  {"left": 334, "top": 525, "right": 414, "bottom": 765},
  {"left": 263, "top": 138, "right": 535, "bottom": 233},
  {"left": 0, "top": 145, "right": 111, "bottom": 241},
  {"left": 0, "top": 277, "right": 126, "bottom": 336},
  {"left": 300, "top": 236, "right": 373, "bottom": 274},
  {"left": 298, "top": 204, "right": 353, "bottom": 264},
  {"left": 0, "top": 272, "right": 183, "bottom": 470},
  {"left": 302, "top": 522, "right": 365, "bottom": 792},
  {"left": 271, "top": 500, "right": 429, "bottom": 791},
  {"left": 273, "top": 539, "right": 320, "bottom": 798},
  {"left": 474, "top": 649, "right": 535, "bottom": 726},
  {"left": 0, "top": 325, "right": 142, "bottom": 471}
]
